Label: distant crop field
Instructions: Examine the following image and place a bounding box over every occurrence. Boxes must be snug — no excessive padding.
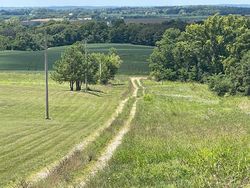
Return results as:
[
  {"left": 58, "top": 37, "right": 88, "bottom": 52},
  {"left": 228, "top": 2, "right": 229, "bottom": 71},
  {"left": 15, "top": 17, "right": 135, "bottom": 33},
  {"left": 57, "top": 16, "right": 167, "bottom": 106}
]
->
[
  {"left": 0, "top": 43, "right": 153, "bottom": 75},
  {"left": 88, "top": 80, "right": 250, "bottom": 187},
  {"left": 125, "top": 17, "right": 170, "bottom": 24},
  {"left": 0, "top": 72, "right": 129, "bottom": 187}
]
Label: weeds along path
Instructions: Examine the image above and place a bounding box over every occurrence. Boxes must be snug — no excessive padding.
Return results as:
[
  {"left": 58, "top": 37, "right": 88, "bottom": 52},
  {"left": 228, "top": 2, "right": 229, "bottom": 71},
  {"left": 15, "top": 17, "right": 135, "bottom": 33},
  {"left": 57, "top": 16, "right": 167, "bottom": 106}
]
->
[
  {"left": 25, "top": 81, "right": 133, "bottom": 185},
  {"left": 77, "top": 77, "right": 144, "bottom": 187}
]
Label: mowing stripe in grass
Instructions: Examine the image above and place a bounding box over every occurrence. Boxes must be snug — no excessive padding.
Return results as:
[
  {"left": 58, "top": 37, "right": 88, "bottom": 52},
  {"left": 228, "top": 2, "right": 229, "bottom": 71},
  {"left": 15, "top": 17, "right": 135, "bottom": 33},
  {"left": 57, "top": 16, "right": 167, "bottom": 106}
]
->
[
  {"left": 0, "top": 73, "right": 128, "bottom": 187},
  {"left": 23, "top": 82, "right": 133, "bottom": 186},
  {"left": 31, "top": 97, "right": 136, "bottom": 188}
]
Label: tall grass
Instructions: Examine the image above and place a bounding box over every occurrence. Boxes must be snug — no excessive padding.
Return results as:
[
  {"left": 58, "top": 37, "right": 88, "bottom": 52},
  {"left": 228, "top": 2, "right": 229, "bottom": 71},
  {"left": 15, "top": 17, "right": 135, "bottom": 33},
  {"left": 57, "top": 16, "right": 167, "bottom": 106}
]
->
[{"left": 87, "top": 80, "right": 250, "bottom": 187}]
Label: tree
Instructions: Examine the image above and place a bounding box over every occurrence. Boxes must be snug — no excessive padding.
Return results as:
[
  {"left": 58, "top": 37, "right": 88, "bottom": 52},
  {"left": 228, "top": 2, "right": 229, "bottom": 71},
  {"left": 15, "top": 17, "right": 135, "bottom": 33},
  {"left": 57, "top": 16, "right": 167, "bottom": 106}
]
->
[
  {"left": 0, "top": 35, "right": 8, "bottom": 50},
  {"left": 241, "top": 51, "right": 250, "bottom": 95},
  {"left": 52, "top": 42, "right": 93, "bottom": 91},
  {"left": 149, "top": 15, "right": 250, "bottom": 96},
  {"left": 91, "top": 48, "right": 122, "bottom": 84},
  {"left": 149, "top": 28, "right": 181, "bottom": 81},
  {"left": 52, "top": 42, "right": 121, "bottom": 91}
]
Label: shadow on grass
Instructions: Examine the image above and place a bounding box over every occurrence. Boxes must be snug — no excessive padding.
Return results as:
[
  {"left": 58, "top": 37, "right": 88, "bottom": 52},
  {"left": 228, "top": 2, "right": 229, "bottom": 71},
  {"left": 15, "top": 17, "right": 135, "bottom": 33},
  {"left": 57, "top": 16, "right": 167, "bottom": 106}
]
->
[
  {"left": 62, "top": 88, "right": 105, "bottom": 97},
  {"left": 82, "top": 88, "right": 106, "bottom": 97},
  {"left": 111, "top": 83, "right": 125, "bottom": 87},
  {"left": 88, "top": 88, "right": 105, "bottom": 93}
]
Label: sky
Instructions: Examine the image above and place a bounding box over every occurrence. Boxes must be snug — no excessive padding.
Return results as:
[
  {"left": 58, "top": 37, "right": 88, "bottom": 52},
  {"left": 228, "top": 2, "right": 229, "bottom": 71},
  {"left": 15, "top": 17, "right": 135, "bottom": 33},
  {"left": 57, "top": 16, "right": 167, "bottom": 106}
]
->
[{"left": 0, "top": 0, "right": 249, "bottom": 7}]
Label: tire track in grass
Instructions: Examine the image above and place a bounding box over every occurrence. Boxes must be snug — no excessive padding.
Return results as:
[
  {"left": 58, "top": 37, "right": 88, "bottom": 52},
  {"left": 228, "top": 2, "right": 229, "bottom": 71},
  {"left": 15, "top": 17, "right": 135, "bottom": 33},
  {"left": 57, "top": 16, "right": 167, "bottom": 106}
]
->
[
  {"left": 77, "top": 77, "right": 143, "bottom": 187},
  {"left": 24, "top": 81, "right": 133, "bottom": 186}
]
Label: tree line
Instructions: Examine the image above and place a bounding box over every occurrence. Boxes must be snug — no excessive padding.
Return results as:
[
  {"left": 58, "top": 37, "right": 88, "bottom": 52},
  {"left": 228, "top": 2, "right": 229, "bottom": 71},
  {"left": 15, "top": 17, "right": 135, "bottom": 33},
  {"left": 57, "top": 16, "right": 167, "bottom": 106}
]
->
[
  {"left": 149, "top": 15, "right": 250, "bottom": 96},
  {"left": 52, "top": 42, "right": 122, "bottom": 91},
  {"left": 0, "top": 18, "right": 187, "bottom": 51},
  {"left": 1, "top": 6, "right": 249, "bottom": 21}
]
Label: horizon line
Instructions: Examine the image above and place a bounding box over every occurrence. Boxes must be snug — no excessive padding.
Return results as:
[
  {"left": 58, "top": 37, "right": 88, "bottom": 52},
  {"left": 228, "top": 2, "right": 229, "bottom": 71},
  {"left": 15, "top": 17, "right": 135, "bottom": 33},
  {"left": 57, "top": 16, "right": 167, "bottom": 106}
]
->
[{"left": 0, "top": 4, "right": 249, "bottom": 8}]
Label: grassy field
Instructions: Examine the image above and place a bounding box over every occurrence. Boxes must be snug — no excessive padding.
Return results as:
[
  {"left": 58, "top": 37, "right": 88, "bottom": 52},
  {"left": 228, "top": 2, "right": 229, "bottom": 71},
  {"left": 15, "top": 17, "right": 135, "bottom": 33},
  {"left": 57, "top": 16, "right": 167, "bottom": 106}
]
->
[
  {"left": 0, "top": 43, "right": 153, "bottom": 75},
  {"left": 1, "top": 43, "right": 249, "bottom": 187},
  {"left": 0, "top": 72, "right": 130, "bottom": 187},
  {"left": 88, "top": 80, "right": 250, "bottom": 187},
  {"left": 32, "top": 97, "right": 137, "bottom": 188}
]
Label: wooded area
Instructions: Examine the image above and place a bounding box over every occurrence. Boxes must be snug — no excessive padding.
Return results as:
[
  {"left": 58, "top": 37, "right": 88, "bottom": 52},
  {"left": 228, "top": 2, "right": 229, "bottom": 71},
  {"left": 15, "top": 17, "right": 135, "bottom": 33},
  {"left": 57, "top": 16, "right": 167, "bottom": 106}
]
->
[
  {"left": 149, "top": 15, "right": 250, "bottom": 96},
  {"left": 0, "top": 19, "right": 187, "bottom": 50}
]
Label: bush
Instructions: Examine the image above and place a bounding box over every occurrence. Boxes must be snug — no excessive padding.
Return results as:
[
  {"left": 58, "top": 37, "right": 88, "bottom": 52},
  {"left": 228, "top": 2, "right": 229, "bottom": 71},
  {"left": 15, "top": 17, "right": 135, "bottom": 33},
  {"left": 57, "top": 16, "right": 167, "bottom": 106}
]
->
[
  {"left": 208, "top": 74, "right": 233, "bottom": 96},
  {"left": 143, "top": 94, "right": 154, "bottom": 102}
]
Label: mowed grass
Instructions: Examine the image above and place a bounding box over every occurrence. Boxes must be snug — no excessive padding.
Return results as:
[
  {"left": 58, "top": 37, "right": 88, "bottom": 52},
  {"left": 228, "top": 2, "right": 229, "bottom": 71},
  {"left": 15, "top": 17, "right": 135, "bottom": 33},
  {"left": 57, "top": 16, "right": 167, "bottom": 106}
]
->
[
  {"left": 33, "top": 97, "right": 136, "bottom": 188},
  {"left": 88, "top": 80, "right": 250, "bottom": 187},
  {"left": 0, "top": 72, "right": 129, "bottom": 187},
  {"left": 0, "top": 43, "right": 153, "bottom": 75}
]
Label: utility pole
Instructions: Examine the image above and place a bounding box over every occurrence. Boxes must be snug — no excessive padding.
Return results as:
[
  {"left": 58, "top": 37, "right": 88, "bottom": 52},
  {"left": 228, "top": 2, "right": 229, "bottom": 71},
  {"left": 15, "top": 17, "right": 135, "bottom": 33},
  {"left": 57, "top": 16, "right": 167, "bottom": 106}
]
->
[
  {"left": 85, "top": 40, "right": 88, "bottom": 91},
  {"left": 99, "top": 61, "right": 102, "bottom": 81},
  {"left": 44, "top": 31, "right": 49, "bottom": 120}
]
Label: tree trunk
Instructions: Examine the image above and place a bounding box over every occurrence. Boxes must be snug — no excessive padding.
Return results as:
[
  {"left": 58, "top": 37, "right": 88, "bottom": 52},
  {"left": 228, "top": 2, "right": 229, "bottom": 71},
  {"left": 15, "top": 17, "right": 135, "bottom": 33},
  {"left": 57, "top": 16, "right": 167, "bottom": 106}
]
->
[
  {"left": 79, "top": 81, "right": 82, "bottom": 91},
  {"left": 85, "top": 73, "right": 88, "bottom": 91},
  {"left": 76, "top": 81, "right": 82, "bottom": 91},
  {"left": 70, "top": 81, "right": 74, "bottom": 91}
]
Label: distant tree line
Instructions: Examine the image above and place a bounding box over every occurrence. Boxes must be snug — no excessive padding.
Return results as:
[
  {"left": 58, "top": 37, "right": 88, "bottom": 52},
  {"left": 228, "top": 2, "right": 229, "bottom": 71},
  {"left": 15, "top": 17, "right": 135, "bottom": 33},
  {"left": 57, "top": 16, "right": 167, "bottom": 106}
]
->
[
  {"left": 162, "top": 6, "right": 250, "bottom": 16},
  {"left": 1, "top": 6, "right": 250, "bottom": 21},
  {"left": 149, "top": 15, "right": 250, "bottom": 96},
  {"left": 0, "top": 18, "right": 187, "bottom": 51}
]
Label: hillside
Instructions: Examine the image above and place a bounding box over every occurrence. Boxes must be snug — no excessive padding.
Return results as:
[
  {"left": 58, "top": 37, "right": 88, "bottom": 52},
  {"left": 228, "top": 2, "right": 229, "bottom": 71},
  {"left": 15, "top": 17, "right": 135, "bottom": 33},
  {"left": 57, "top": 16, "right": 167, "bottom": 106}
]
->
[
  {"left": 0, "top": 72, "right": 131, "bottom": 187},
  {"left": 0, "top": 44, "right": 153, "bottom": 75},
  {"left": 87, "top": 80, "right": 250, "bottom": 187}
]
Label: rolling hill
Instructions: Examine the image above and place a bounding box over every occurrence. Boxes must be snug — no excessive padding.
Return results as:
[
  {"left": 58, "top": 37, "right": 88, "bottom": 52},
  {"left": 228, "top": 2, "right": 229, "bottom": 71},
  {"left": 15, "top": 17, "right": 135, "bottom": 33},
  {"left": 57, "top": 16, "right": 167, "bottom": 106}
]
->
[{"left": 0, "top": 43, "right": 154, "bottom": 75}]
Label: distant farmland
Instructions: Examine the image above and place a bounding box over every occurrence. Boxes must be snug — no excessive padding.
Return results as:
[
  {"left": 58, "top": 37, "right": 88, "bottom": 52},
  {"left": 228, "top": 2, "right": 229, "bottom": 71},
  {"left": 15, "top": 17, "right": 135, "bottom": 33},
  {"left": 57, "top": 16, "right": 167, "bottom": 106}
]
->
[
  {"left": 0, "top": 43, "right": 153, "bottom": 75},
  {"left": 125, "top": 15, "right": 208, "bottom": 24}
]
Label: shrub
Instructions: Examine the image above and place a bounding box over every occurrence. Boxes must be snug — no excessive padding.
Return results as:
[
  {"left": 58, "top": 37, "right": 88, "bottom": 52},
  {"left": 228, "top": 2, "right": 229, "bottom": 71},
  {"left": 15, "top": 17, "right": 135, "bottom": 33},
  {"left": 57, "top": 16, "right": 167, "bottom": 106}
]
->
[
  {"left": 208, "top": 74, "right": 233, "bottom": 96},
  {"left": 143, "top": 94, "right": 154, "bottom": 102}
]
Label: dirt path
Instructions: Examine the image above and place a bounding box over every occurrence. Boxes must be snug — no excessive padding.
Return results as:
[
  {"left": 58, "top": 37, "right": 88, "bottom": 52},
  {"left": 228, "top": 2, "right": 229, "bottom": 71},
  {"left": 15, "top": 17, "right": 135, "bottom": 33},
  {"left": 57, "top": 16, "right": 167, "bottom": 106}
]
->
[
  {"left": 26, "top": 80, "right": 134, "bottom": 185},
  {"left": 77, "top": 77, "right": 143, "bottom": 187}
]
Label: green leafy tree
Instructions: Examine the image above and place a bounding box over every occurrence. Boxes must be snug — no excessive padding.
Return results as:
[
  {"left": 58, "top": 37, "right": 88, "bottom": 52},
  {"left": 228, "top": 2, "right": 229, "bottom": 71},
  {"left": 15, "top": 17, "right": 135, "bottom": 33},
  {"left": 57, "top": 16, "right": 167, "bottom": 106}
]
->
[
  {"left": 241, "top": 51, "right": 250, "bottom": 95},
  {"left": 52, "top": 42, "right": 121, "bottom": 91},
  {"left": 149, "top": 28, "right": 181, "bottom": 81},
  {"left": 91, "top": 48, "right": 122, "bottom": 84},
  {"left": 149, "top": 15, "right": 250, "bottom": 96},
  {"left": 52, "top": 42, "right": 94, "bottom": 91},
  {"left": 0, "top": 35, "right": 8, "bottom": 50}
]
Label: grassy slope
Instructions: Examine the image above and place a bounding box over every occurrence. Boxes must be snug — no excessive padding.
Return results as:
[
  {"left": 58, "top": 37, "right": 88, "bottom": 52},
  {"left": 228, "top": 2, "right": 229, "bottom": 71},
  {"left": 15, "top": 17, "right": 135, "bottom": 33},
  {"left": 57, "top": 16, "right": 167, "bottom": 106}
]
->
[
  {"left": 88, "top": 80, "right": 250, "bottom": 187},
  {"left": 0, "top": 43, "right": 153, "bottom": 75},
  {"left": 0, "top": 72, "right": 129, "bottom": 187},
  {"left": 33, "top": 97, "right": 136, "bottom": 188}
]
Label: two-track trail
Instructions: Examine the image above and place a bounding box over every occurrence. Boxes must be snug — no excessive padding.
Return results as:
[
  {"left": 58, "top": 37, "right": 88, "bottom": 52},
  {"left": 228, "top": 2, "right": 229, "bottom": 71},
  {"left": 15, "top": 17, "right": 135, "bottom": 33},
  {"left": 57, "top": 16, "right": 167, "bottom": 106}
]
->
[
  {"left": 77, "top": 77, "right": 143, "bottom": 187},
  {"left": 25, "top": 80, "right": 132, "bottom": 185},
  {"left": 25, "top": 77, "right": 144, "bottom": 187}
]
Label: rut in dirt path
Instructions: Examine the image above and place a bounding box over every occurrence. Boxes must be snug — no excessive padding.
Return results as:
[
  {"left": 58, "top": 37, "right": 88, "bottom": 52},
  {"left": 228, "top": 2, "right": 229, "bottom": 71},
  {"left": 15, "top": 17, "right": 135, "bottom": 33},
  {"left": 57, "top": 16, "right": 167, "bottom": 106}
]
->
[
  {"left": 77, "top": 77, "right": 144, "bottom": 188},
  {"left": 25, "top": 80, "right": 133, "bottom": 185}
]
